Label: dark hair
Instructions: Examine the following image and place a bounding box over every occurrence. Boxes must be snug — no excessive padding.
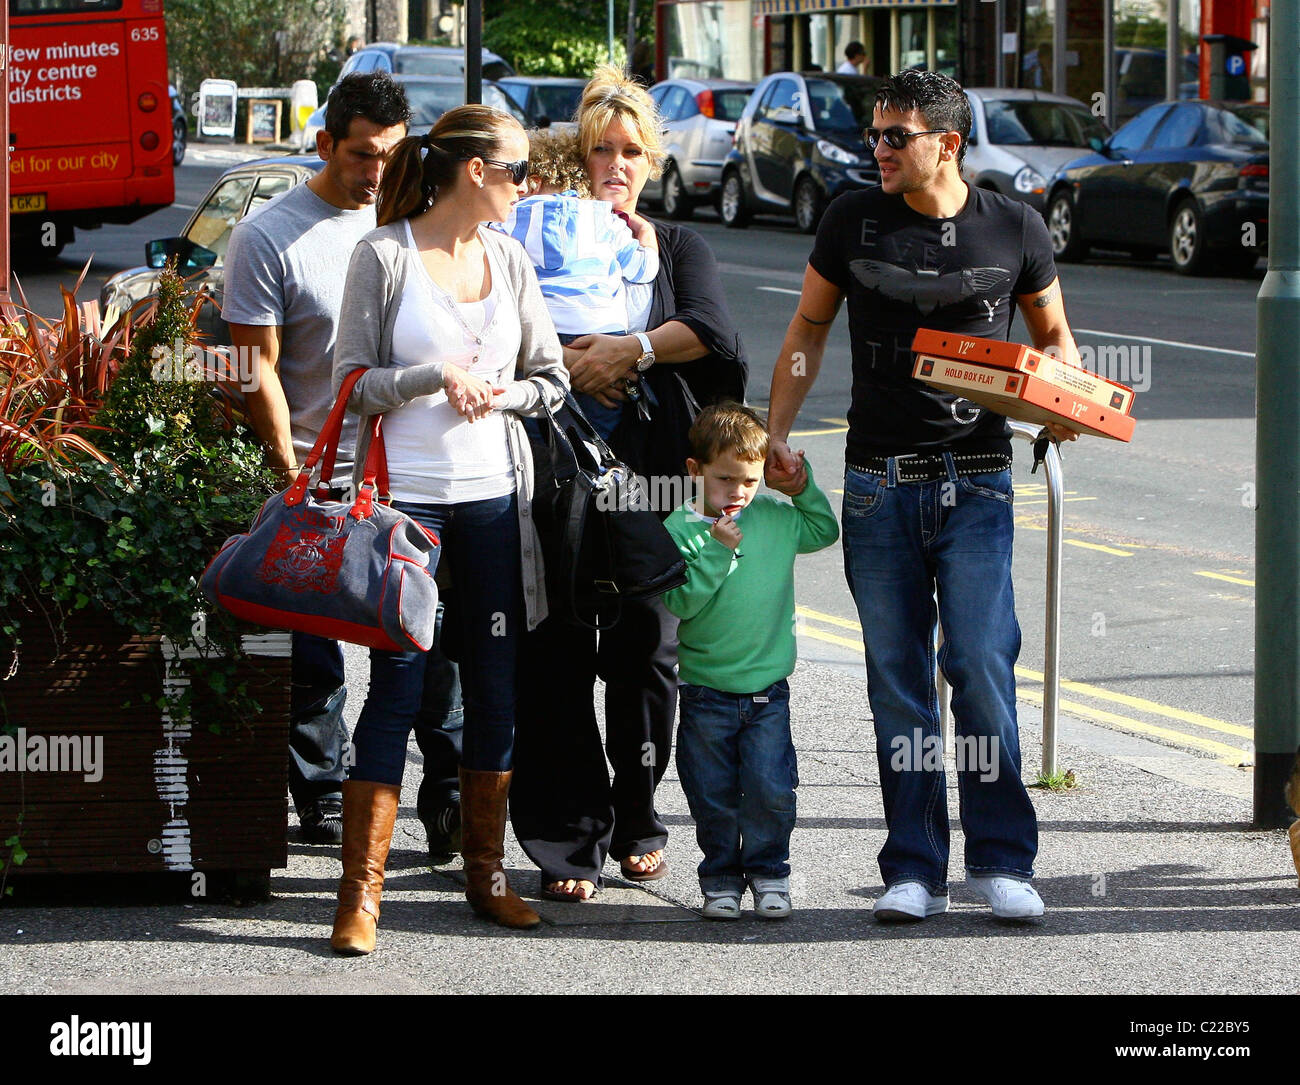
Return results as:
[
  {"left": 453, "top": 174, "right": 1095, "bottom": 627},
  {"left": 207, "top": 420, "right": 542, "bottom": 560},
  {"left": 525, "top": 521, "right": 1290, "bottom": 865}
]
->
[
  {"left": 376, "top": 104, "right": 522, "bottom": 226},
  {"left": 324, "top": 71, "right": 412, "bottom": 142},
  {"left": 688, "top": 403, "right": 769, "bottom": 465},
  {"left": 874, "top": 69, "right": 972, "bottom": 169},
  {"left": 845, "top": 41, "right": 866, "bottom": 60}
]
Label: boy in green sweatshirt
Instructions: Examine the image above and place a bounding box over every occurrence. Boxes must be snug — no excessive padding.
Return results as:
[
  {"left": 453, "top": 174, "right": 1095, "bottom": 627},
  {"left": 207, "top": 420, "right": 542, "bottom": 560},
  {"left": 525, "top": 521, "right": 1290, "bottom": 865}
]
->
[{"left": 664, "top": 404, "right": 839, "bottom": 919}]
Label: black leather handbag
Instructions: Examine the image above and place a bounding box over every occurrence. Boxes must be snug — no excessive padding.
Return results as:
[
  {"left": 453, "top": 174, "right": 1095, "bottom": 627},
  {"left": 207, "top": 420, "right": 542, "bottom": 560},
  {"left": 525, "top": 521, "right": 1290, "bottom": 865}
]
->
[{"left": 527, "top": 378, "right": 686, "bottom": 630}]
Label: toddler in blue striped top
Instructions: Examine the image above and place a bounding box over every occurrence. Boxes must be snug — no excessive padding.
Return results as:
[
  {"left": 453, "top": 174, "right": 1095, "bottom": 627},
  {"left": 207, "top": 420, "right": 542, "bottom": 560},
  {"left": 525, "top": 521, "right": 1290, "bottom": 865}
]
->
[{"left": 500, "top": 128, "right": 659, "bottom": 439}]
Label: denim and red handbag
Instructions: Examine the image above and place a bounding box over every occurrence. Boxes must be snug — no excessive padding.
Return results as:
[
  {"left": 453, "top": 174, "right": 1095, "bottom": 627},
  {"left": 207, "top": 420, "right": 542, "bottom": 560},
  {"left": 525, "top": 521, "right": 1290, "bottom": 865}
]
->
[{"left": 200, "top": 369, "right": 441, "bottom": 652}]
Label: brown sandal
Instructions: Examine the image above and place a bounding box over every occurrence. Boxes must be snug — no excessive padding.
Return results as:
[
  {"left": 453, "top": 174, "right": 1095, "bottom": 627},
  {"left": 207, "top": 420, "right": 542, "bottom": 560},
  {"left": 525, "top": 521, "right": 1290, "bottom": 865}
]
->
[{"left": 619, "top": 852, "right": 669, "bottom": 882}]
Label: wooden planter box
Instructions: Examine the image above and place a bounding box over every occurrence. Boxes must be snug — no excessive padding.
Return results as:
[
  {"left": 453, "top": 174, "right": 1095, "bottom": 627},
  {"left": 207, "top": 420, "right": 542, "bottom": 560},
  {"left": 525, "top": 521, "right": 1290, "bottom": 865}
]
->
[{"left": 0, "top": 609, "right": 290, "bottom": 892}]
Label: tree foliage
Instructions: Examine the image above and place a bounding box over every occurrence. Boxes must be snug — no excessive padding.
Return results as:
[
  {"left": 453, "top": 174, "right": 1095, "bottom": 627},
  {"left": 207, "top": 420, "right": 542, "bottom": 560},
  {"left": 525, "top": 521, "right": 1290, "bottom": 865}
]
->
[
  {"left": 165, "top": 0, "right": 347, "bottom": 97},
  {"left": 484, "top": 0, "right": 653, "bottom": 78}
]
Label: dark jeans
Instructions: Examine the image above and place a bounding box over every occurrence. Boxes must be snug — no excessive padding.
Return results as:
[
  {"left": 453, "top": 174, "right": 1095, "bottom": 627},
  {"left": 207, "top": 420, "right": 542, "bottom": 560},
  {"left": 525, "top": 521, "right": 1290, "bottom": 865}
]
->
[
  {"left": 510, "top": 593, "right": 678, "bottom": 885},
  {"left": 289, "top": 631, "right": 350, "bottom": 812},
  {"left": 350, "top": 493, "right": 521, "bottom": 784},
  {"left": 675, "top": 679, "right": 796, "bottom": 893}
]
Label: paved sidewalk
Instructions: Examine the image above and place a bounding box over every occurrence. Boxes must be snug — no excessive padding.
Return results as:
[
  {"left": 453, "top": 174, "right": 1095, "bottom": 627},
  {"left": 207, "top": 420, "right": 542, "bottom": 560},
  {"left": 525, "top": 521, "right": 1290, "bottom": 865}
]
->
[{"left": 2, "top": 654, "right": 1294, "bottom": 996}]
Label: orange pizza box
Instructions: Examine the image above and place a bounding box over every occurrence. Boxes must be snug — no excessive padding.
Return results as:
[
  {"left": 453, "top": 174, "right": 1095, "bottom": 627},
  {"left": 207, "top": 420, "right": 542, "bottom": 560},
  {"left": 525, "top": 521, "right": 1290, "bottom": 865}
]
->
[
  {"left": 912, "top": 354, "right": 1136, "bottom": 442},
  {"left": 911, "top": 329, "right": 1136, "bottom": 416}
]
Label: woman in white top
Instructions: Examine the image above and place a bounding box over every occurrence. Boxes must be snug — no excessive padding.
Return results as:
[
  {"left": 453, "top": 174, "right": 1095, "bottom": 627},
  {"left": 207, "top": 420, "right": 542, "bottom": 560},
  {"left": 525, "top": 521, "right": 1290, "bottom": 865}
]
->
[{"left": 329, "top": 105, "right": 569, "bottom": 952}]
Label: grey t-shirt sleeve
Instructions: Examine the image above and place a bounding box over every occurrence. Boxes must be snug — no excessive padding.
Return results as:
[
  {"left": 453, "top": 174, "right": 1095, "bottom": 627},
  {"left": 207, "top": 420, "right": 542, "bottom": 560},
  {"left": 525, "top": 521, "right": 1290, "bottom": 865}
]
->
[{"left": 221, "top": 220, "right": 287, "bottom": 326}]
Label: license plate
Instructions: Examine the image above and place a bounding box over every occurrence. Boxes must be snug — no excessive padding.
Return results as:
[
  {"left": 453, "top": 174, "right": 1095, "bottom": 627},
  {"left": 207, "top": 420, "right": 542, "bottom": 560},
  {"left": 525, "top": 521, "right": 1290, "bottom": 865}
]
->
[{"left": 10, "top": 193, "right": 46, "bottom": 213}]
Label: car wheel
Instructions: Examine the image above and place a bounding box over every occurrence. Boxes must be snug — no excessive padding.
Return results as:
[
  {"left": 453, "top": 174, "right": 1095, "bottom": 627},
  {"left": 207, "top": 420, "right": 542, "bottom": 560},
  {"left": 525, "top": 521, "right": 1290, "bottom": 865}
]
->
[
  {"left": 1047, "top": 191, "right": 1088, "bottom": 262},
  {"left": 1169, "top": 199, "right": 1207, "bottom": 275},
  {"left": 793, "top": 176, "right": 823, "bottom": 234},
  {"left": 172, "top": 116, "right": 187, "bottom": 168},
  {"left": 719, "top": 171, "right": 750, "bottom": 229},
  {"left": 661, "top": 164, "right": 692, "bottom": 220}
]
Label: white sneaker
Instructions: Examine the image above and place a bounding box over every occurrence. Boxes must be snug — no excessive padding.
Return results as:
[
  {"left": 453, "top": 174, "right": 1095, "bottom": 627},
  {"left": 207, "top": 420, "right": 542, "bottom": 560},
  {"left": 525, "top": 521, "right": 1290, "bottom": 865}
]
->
[
  {"left": 749, "top": 876, "right": 792, "bottom": 919},
  {"left": 701, "top": 889, "right": 742, "bottom": 920},
  {"left": 967, "top": 875, "right": 1045, "bottom": 919},
  {"left": 872, "top": 881, "right": 949, "bottom": 922}
]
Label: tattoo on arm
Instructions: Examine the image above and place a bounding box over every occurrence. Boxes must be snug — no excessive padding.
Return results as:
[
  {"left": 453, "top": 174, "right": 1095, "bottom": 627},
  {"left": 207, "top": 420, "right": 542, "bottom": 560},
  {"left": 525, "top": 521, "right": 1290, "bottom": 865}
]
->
[
  {"left": 799, "top": 312, "right": 834, "bottom": 325},
  {"left": 1031, "top": 285, "right": 1060, "bottom": 309}
]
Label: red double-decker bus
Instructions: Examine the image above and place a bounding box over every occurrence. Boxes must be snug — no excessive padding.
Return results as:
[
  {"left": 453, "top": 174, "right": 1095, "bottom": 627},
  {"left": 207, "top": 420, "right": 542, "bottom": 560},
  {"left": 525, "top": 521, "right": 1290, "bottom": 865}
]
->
[{"left": 8, "top": 0, "right": 174, "bottom": 260}]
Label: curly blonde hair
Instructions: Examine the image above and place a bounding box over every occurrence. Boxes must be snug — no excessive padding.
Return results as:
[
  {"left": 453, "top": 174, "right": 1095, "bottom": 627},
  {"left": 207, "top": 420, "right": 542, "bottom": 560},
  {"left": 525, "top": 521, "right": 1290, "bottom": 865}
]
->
[
  {"left": 526, "top": 127, "right": 590, "bottom": 196},
  {"left": 576, "top": 64, "right": 665, "bottom": 179}
]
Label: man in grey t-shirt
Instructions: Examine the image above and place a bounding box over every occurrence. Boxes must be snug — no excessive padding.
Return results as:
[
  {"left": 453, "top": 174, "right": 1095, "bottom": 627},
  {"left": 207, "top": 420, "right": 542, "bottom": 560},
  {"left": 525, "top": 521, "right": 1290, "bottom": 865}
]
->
[{"left": 222, "top": 73, "right": 463, "bottom": 855}]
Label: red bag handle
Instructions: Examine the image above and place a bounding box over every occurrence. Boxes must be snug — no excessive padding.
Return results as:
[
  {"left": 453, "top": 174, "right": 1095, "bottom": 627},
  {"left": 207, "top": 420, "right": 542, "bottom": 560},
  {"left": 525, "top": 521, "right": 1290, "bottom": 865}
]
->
[{"left": 284, "top": 368, "right": 389, "bottom": 511}]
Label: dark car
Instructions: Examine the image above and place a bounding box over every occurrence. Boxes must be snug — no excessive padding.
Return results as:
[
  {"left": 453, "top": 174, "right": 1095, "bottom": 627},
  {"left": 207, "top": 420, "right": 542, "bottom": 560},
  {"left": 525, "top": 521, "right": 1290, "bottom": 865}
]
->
[
  {"left": 299, "top": 43, "right": 516, "bottom": 150},
  {"left": 169, "top": 84, "right": 187, "bottom": 167},
  {"left": 1045, "top": 100, "right": 1268, "bottom": 276},
  {"left": 300, "top": 74, "right": 526, "bottom": 151},
  {"left": 496, "top": 76, "right": 586, "bottom": 128},
  {"left": 99, "top": 157, "right": 323, "bottom": 336},
  {"left": 719, "top": 71, "right": 882, "bottom": 233},
  {"left": 643, "top": 77, "right": 755, "bottom": 219}
]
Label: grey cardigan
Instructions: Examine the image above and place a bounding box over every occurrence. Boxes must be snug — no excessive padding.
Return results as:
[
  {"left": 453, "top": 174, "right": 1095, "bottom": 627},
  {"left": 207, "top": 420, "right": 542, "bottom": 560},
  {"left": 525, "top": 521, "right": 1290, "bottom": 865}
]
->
[{"left": 332, "top": 221, "right": 570, "bottom": 631}]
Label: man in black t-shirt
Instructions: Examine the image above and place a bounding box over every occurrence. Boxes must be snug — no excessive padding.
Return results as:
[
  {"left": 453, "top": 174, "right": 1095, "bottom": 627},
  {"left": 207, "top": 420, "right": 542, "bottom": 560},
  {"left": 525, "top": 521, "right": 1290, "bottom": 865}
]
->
[{"left": 767, "top": 70, "right": 1081, "bottom": 923}]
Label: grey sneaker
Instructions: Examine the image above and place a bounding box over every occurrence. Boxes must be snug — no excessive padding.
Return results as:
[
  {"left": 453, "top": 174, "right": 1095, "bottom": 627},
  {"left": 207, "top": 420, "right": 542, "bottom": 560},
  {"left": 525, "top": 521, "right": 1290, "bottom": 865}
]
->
[
  {"left": 701, "top": 889, "right": 743, "bottom": 920},
  {"left": 749, "top": 876, "right": 792, "bottom": 919}
]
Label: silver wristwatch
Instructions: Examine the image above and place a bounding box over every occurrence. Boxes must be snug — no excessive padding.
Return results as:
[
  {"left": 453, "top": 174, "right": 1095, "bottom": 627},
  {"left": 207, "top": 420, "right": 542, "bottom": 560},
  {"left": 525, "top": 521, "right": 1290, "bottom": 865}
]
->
[{"left": 633, "top": 331, "right": 656, "bottom": 372}]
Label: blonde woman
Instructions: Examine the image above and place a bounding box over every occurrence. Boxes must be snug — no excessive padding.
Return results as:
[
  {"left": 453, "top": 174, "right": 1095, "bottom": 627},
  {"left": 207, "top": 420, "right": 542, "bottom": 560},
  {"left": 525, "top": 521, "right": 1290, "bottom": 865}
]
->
[
  {"left": 329, "top": 105, "right": 569, "bottom": 951},
  {"left": 510, "top": 66, "right": 749, "bottom": 902}
]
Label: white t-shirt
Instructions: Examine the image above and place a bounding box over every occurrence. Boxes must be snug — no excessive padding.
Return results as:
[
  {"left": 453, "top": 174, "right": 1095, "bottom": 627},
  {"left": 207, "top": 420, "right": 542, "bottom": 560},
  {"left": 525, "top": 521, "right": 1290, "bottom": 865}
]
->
[{"left": 380, "top": 221, "right": 516, "bottom": 504}]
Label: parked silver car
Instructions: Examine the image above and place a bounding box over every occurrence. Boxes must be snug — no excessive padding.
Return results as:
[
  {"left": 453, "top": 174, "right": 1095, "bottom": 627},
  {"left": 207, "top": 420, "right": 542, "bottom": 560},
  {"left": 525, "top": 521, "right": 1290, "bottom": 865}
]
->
[
  {"left": 962, "top": 88, "right": 1111, "bottom": 212},
  {"left": 100, "top": 157, "right": 323, "bottom": 336},
  {"left": 643, "top": 78, "right": 755, "bottom": 219}
]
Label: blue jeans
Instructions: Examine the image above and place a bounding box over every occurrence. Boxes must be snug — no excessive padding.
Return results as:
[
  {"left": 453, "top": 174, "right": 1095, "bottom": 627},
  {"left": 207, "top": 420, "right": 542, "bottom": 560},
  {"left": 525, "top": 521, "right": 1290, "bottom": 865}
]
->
[
  {"left": 841, "top": 457, "right": 1037, "bottom": 895},
  {"left": 675, "top": 679, "right": 797, "bottom": 893},
  {"left": 351, "top": 493, "right": 521, "bottom": 782}
]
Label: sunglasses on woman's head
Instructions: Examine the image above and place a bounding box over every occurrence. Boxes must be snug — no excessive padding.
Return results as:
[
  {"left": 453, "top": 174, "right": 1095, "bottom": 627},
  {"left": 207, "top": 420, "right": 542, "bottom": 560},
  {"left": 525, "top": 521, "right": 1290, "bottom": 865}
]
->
[
  {"left": 480, "top": 158, "right": 530, "bottom": 185},
  {"left": 864, "top": 127, "right": 949, "bottom": 151}
]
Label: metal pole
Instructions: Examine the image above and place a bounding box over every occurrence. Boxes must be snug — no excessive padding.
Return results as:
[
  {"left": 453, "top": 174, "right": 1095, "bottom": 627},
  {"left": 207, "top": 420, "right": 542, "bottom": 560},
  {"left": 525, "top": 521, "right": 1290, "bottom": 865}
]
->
[
  {"left": 1166, "top": 0, "right": 1180, "bottom": 104},
  {"left": 1253, "top": 0, "right": 1300, "bottom": 829},
  {"left": 1102, "top": 0, "right": 1115, "bottom": 129},
  {"left": 464, "top": 0, "right": 481, "bottom": 105},
  {"left": 608, "top": 0, "right": 615, "bottom": 65},
  {"left": 1041, "top": 436, "right": 1063, "bottom": 776}
]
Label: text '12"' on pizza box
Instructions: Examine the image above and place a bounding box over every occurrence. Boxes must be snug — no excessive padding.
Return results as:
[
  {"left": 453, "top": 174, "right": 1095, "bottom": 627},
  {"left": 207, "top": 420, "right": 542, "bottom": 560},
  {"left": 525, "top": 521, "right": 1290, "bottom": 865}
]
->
[{"left": 909, "top": 330, "right": 1137, "bottom": 442}]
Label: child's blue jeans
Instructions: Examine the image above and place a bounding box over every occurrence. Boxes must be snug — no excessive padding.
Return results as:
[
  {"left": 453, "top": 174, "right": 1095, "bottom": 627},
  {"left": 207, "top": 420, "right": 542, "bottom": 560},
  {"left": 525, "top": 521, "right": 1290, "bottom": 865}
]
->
[{"left": 675, "top": 678, "right": 797, "bottom": 893}]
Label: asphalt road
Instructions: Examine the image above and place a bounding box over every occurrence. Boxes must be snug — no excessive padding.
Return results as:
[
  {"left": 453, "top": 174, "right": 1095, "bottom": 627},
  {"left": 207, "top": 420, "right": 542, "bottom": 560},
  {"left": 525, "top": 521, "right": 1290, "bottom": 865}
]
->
[{"left": 12, "top": 156, "right": 1261, "bottom": 770}]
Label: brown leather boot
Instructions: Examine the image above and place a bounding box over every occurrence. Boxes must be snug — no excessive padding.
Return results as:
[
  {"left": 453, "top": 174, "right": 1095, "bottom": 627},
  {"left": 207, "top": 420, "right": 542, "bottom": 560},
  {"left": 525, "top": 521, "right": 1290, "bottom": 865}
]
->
[
  {"left": 330, "top": 780, "right": 401, "bottom": 956},
  {"left": 459, "top": 767, "right": 542, "bottom": 930}
]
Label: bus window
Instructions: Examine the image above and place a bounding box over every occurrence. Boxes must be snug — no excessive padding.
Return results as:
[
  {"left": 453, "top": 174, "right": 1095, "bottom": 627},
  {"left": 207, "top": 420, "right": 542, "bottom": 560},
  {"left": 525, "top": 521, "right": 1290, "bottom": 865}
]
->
[{"left": 185, "top": 174, "right": 256, "bottom": 263}]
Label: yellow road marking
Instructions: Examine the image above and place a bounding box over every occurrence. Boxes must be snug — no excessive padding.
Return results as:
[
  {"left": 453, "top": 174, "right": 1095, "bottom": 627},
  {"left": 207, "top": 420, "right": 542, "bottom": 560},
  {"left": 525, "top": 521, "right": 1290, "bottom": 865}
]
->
[
  {"left": 1063, "top": 539, "right": 1132, "bottom": 556},
  {"left": 1016, "top": 688, "right": 1246, "bottom": 764},
  {"left": 1195, "top": 571, "right": 1255, "bottom": 587},
  {"left": 1014, "top": 666, "right": 1252, "bottom": 739},
  {"left": 798, "top": 624, "right": 866, "bottom": 652},
  {"left": 789, "top": 426, "right": 850, "bottom": 436},
  {"left": 797, "top": 605, "right": 1252, "bottom": 742},
  {"left": 796, "top": 605, "right": 861, "bottom": 632}
]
